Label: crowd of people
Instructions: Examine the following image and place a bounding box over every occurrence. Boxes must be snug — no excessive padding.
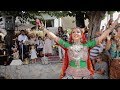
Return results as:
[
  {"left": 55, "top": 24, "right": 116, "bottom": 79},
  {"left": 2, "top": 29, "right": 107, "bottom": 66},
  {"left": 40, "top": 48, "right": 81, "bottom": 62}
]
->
[
  {"left": 38, "top": 14, "right": 120, "bottom": 79},
  {"left": 0, "top": 14, "right": 120, "bottom": 79},
  {"left": 0, "top": 26, "right": 69, "bottom": 64}
]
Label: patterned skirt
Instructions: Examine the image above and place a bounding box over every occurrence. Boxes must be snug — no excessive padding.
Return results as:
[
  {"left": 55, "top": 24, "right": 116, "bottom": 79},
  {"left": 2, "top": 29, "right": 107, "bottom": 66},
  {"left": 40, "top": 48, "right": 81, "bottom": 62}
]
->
[{"left": 62, "top": 74, "right": 91, "bottom": 79}]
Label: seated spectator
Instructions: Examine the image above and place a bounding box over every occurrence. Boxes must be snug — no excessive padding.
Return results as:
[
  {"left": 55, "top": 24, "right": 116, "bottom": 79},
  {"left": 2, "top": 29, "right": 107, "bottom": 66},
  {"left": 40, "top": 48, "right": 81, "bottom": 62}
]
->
[
  {"left": 92, "top": 54, "right": 109, "bottom": 79},
  {"left": 90, "top": 31, "right": 106, "bottom": 66}
]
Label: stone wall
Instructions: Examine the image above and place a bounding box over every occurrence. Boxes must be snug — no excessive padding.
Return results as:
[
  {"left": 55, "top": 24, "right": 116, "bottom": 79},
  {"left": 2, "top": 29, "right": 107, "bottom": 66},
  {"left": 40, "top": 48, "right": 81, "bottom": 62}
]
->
[{"left": 0, "top": 63, "right": 62, "bottom": 79}]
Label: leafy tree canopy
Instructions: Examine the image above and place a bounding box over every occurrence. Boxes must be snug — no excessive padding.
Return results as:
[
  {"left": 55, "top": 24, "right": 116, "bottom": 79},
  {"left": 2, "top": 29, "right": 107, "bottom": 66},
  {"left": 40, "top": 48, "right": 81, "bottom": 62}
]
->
[{"left": 0, "top": 11, "right": 118, "bottom": 21}]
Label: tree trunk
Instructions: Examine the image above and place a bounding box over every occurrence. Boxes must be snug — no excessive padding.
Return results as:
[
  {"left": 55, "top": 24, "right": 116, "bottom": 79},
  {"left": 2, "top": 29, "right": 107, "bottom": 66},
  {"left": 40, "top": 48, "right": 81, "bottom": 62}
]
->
[{"left": 87, "top": 11, "right": 106, "bottom": 40}]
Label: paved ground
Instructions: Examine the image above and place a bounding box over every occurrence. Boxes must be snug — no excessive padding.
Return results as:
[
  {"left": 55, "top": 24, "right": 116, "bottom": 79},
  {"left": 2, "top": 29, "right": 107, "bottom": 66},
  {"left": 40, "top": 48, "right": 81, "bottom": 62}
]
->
[{"left": 0, "top": 60, "right": 62, "bottom": 79}]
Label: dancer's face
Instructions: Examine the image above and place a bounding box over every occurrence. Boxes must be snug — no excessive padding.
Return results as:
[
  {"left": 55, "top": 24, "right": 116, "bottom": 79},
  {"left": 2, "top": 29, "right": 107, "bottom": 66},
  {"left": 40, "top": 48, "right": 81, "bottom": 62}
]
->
[{"left": 71, "top": 28, "right": 82, "bottom": 42}]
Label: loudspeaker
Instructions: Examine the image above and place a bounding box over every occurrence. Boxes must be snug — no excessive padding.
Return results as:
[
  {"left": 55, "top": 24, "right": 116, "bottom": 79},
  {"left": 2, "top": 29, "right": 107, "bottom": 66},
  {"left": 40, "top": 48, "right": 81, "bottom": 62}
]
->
[
  {"left": 76, "top": 12, "right": 85, "bottom": 28},
  {"left": 5, "top": 16, "right": 15, "bottom": 30}
]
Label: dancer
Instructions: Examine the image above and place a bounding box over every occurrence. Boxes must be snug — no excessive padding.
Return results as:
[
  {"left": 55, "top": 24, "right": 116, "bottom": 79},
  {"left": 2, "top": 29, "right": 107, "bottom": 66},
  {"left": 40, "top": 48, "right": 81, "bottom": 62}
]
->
[{"left": 39, "top": 14, "right": 120, "bottom": 79}]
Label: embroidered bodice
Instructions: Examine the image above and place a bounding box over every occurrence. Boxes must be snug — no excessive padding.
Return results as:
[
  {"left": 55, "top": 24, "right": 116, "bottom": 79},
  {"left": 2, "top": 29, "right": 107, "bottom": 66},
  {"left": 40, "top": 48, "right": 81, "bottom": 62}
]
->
[
  {"left": 58, "top": 39, "right": 96, "bottom": 78},
  {"left": 68, "top": 44, "right": 88, "bottom": 66}
]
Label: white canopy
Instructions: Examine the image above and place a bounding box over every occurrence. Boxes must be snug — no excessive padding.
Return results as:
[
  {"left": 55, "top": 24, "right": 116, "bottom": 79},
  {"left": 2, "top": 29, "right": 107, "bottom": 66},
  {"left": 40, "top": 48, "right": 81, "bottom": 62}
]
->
[{"left": 15, "top": 23, "right": 35, "bottom": 30}]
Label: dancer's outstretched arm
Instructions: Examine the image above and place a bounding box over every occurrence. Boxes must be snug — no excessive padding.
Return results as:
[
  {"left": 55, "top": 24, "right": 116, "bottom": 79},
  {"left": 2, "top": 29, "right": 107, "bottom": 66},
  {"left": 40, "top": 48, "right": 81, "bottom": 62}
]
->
[
  {"left": 97, "top": 14, "right": 120, "bottom": 45},
  {"left": 39, "top": 25, "right": 60, "bottom": 43}
]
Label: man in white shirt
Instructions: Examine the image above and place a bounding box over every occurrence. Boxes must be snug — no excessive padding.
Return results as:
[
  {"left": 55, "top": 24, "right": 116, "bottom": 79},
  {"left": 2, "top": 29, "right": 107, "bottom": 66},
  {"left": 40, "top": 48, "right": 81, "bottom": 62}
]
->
[
  {"left": 18, "top": 30, "right": 28, "bottom": 44},
  {"left": 18, "top": 30, "right": 28, "bottom": 60}
]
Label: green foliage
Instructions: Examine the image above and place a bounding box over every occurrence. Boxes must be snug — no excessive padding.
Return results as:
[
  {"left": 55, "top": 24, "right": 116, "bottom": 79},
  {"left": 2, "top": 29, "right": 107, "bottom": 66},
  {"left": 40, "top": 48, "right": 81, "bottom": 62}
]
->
[
  {"left": 43, "top": 11, "right": 77, "bottom": 18},
  {"left": 29, "top": 20, "right": 36, "bottom": 25},
  {"left": 101, "top": 14, "right": 106, "bottom": 20},
  {"left": 0, "top": 11, "right": 20, "bottom": 16},
  {"left": 0, "top": 11, "right": 117, "bottom": 25},
  {"left": 43, "top": 11, "right": 68, "bottom": 18},
  {"left": 0, "top": 11, "right": 44, "bottom": 21},
  {"left": 0, "top": 11, "right": 117, "bottom": 20},
  {"left": 107, "top": 11, "right": 114, "bottom": 15}
]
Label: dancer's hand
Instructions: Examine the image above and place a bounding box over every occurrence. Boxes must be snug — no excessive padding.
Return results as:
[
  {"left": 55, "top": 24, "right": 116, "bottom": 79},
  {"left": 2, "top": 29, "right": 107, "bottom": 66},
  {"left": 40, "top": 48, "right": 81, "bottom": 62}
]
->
[
  {"left": 39, "top": 21, "right": 45, "bottom": 30},
  {"left": 110, "top": 14, "right": 120, "bottom": 29}
]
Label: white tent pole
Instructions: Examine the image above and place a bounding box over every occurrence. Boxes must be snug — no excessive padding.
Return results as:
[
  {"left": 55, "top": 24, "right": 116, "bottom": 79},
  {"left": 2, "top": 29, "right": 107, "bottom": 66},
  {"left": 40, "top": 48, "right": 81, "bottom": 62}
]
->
[
  {"left": 43, "top": 23, "right": 46, "bottom": 58},
  {"left": 22, "top": 43, "right": 23, "bottom": 60}
]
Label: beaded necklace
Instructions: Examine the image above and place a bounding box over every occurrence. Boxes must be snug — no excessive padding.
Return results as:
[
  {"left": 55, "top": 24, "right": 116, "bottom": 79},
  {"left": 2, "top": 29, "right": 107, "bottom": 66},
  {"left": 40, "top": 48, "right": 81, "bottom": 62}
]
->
[{"left": 69, "top": 42, "right": 85, "bottom": 67}]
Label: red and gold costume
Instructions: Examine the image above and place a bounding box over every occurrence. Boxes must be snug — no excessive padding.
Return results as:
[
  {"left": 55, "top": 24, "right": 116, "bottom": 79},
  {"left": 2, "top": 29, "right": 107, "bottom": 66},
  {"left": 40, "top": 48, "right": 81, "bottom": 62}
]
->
[{"left": 57, "top": 33, "right": 94, "bottom": 79}]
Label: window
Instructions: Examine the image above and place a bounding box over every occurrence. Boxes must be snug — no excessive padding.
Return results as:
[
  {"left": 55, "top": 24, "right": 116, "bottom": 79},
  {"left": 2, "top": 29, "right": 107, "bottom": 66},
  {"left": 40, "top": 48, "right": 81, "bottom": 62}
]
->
[
  {"left": 42, "top": 19, "right": 54, "bottom": 28},
  {"left": 46, "top": 20, "right": 54, "bottom": 27}
]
